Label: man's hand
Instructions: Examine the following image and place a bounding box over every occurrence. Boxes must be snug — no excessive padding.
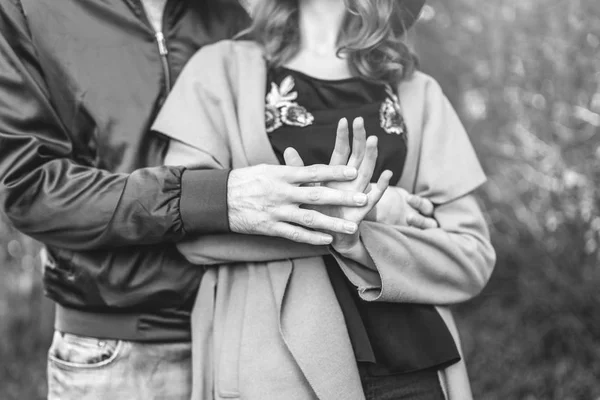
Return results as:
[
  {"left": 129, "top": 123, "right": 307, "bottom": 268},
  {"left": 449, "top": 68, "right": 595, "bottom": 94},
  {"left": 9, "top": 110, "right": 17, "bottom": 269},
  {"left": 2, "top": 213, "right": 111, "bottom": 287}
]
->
[
  {"left": 366, "top": 186, "right": 438, "bottom": 229},
  {"left": 227, "top": 163, "right": 369, "bottom": 245},
  {"left": 284, "top": 118, "right": 392, "bottom": 252}
]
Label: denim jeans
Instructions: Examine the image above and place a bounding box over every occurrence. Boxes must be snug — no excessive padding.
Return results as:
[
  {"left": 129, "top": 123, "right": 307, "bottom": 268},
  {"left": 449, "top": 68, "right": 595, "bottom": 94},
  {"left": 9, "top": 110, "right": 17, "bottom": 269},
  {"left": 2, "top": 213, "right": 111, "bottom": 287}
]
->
[
  {"left": 47, "top": 331, "right": 192, "bottom": 400},
  {"left": 358, "top": 364, "right": 446, "bottom": 400}
]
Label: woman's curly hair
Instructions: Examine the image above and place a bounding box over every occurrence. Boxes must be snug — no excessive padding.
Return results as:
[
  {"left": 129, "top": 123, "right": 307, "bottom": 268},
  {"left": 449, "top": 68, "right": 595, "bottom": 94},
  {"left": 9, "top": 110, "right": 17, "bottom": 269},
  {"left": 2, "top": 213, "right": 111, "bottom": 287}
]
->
[{"left": 240, "top": 0, "right": 419, "bottom": 86}]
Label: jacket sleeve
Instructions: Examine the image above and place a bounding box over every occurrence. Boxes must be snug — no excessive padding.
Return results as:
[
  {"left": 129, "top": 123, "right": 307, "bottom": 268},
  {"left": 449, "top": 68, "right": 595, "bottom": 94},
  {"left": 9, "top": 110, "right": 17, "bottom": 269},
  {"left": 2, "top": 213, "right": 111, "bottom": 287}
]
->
[
  {"left": 0, "top": 3, "right": 229, "bottom": 250},
  {"left": 330, "top": 76, "right": 496, "bottom": 305}
]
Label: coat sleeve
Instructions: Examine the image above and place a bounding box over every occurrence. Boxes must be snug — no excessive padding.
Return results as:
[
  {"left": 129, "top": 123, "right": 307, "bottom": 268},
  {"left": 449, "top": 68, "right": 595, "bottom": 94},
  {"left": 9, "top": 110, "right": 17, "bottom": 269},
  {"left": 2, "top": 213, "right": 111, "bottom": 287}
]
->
[
  {"left": 0, "top": 3, "right": 230, "bottom": 251},
  {"left": 175, "top": 233, "right": 329, "bottom": 265},
  {"left": 330, "top": 75, "right": 496, "bottom": 305},
  {"left": 331, "top": 195, "right": 495, "bottom": 305}
]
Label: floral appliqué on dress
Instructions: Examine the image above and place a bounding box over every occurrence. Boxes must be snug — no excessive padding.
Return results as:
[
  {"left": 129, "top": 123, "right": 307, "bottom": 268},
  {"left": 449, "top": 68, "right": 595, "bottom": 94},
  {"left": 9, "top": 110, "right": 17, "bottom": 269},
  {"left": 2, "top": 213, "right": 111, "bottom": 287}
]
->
[
  {"left": 265, "top": 76, "right": 314, "bottom": 133},
  {"left": 380, "top": 85, "right": 407, "bottom": 136}
]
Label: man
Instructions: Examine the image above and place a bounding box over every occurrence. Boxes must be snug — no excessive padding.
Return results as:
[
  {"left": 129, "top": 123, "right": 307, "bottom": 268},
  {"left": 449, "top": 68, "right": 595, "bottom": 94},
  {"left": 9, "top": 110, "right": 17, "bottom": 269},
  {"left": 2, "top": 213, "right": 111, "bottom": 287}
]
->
[{"left": 0, "top": 1, "right": 435, "bottom": 398}]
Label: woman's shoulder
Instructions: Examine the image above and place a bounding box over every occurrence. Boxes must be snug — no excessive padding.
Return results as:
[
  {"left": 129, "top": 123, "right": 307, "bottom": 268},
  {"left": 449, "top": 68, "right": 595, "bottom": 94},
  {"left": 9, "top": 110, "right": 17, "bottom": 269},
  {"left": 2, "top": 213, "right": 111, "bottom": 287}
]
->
[
  {"left": 177, "top": 40, "right": 265, "bottom": 91},
  {"left": 398, "top": 70, "right": 446, "bottom": 103},
  {"left": 185, "top": 40, "right": 265, "bottom": 72}
]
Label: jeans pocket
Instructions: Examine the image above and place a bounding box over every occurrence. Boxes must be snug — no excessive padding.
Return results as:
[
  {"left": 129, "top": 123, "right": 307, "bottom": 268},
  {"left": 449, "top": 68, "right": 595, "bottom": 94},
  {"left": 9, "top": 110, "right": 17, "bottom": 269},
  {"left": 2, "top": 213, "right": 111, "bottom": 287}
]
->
[{"left": 48, "top": 331, "right": 124, "bottom": 370}]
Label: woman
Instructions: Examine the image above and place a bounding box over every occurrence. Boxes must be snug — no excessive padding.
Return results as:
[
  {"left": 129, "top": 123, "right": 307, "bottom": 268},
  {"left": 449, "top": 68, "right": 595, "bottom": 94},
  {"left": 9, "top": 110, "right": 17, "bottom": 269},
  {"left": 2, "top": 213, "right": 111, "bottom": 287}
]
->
[{"left": 152, "top": 0, "right": 495, "bottom": 399}]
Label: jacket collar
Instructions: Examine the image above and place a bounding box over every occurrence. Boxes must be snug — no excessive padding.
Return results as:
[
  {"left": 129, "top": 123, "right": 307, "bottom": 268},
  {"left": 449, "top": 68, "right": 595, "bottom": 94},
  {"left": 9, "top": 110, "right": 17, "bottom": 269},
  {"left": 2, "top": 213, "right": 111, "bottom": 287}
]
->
[{"left": 123, "top": 0, "right": 189, "bottom": 32}]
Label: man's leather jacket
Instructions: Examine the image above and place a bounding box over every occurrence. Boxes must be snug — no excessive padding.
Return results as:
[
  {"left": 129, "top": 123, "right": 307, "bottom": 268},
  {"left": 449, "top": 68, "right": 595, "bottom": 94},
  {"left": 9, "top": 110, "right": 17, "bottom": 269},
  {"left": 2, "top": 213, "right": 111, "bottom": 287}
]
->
[{"left": 0, "top": 0, "right": 249, "bottom": 341}]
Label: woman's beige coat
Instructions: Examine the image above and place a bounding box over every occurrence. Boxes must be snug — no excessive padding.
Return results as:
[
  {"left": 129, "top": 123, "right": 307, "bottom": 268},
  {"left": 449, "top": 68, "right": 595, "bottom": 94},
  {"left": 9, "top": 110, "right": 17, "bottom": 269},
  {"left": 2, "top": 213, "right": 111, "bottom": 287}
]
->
[{"left": 153, "top": 40, "right": 496, "bottom": 400}]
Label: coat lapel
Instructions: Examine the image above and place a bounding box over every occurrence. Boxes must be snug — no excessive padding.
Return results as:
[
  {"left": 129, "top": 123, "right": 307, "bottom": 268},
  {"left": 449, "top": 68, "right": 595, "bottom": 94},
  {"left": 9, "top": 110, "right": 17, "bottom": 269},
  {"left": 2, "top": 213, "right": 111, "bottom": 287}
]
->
[
  {"left": 191, "top": 269, "right": 218, "bottom": 400},
  {"left": 276, "top": 258, "right": 366, "bottom": 400},
  {"left": 234, "top": 42, "right": 280, "bottom": 167}
]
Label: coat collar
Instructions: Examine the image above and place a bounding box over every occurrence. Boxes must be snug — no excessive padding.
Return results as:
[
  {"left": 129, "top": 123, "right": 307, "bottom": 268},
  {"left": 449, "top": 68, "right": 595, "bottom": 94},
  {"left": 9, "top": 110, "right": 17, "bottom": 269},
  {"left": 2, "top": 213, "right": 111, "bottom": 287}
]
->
[{"left": 233, "top": 42, "right": 281, "bottom": 167}]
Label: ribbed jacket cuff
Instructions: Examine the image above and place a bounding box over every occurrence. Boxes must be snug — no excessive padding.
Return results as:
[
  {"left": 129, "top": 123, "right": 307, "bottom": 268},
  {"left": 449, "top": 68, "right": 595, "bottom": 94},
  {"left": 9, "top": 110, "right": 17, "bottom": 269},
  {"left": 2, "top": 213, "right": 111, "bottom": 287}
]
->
[{"left": 180, "top": 169, "right": 230, "bottom": 234}]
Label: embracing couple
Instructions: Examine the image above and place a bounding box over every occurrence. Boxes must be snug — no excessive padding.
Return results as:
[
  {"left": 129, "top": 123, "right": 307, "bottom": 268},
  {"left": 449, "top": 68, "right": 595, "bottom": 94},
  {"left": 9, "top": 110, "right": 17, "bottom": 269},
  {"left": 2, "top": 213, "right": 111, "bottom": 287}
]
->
[{"left": 0, "top": 0, "right": 495, "bottom": 399}]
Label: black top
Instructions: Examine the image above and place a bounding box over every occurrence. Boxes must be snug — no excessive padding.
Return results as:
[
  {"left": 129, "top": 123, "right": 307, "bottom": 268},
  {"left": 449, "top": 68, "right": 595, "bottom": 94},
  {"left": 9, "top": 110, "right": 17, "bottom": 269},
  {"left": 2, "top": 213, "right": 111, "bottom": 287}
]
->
[{"left": 266, "top": 66, "right": 461, "bottom": 374}]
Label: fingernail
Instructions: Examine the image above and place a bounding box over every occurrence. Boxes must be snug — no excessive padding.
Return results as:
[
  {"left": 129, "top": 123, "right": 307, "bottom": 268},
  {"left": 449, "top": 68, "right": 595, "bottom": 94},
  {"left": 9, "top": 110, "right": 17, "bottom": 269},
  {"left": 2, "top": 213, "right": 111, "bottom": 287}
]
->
[
  {"left": 354, "top": 193, "right": 367, "bottom": 204},
  {"left": 345, "top": 222, "right": 357, "bottom": 233},
  {"left": 344, "top": 168, "right": 357, "bottom": 178},
  {"left": 322, "top": 235, "right": 333, "bottom": 244}
]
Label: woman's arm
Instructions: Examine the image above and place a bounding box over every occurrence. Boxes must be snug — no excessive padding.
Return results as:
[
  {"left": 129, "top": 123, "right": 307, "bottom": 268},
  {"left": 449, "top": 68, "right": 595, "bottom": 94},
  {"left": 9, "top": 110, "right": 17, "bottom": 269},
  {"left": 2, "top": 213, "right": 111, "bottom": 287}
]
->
[
  {"left": 330, "top": 193, "right": 495, "bottom": 305},
  {"left": 175, "top": 234, "right": 329, "bottom": 265}
]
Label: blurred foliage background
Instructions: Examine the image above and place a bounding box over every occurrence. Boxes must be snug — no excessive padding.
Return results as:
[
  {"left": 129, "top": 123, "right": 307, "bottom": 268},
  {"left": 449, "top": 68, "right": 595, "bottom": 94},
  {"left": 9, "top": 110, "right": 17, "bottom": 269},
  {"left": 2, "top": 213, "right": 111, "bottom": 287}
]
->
[{"left": 1, "top": 0, "right": 599, "bottom": 399}]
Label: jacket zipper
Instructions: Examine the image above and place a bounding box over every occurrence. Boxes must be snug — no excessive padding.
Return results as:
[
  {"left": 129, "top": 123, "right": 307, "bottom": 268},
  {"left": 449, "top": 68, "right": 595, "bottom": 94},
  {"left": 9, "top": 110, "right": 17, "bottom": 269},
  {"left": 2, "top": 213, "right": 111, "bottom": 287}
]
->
[
  {"left": 132, "top": 0, "right": 174, "bottom": 95},
  {"left": 154, "top": 31, "right": 172, "bottom": 93}
]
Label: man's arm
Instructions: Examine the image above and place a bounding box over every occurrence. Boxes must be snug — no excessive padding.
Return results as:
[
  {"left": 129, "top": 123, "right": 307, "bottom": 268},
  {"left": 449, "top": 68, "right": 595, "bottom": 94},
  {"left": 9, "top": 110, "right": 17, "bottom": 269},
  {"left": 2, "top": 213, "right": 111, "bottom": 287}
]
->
[
  {"left": 0, "top": 3, "right": 367, "bottom": 249},
  {"left": 0, "top": 2, "right": 229, "bottom": 250}
]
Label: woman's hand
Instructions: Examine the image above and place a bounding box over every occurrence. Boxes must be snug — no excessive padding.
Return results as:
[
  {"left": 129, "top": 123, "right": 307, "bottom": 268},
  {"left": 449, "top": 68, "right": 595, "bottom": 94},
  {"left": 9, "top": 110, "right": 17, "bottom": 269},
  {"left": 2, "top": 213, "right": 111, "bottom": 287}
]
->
[
  {"left": 365, "top": 186, "right": 438, "bottom": 229},
  {"left": 284, "top": 117, "right": 392, "bottom": 252},
  {"left": 284, "top": 116, "right": 438, "bottom": 236}
]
